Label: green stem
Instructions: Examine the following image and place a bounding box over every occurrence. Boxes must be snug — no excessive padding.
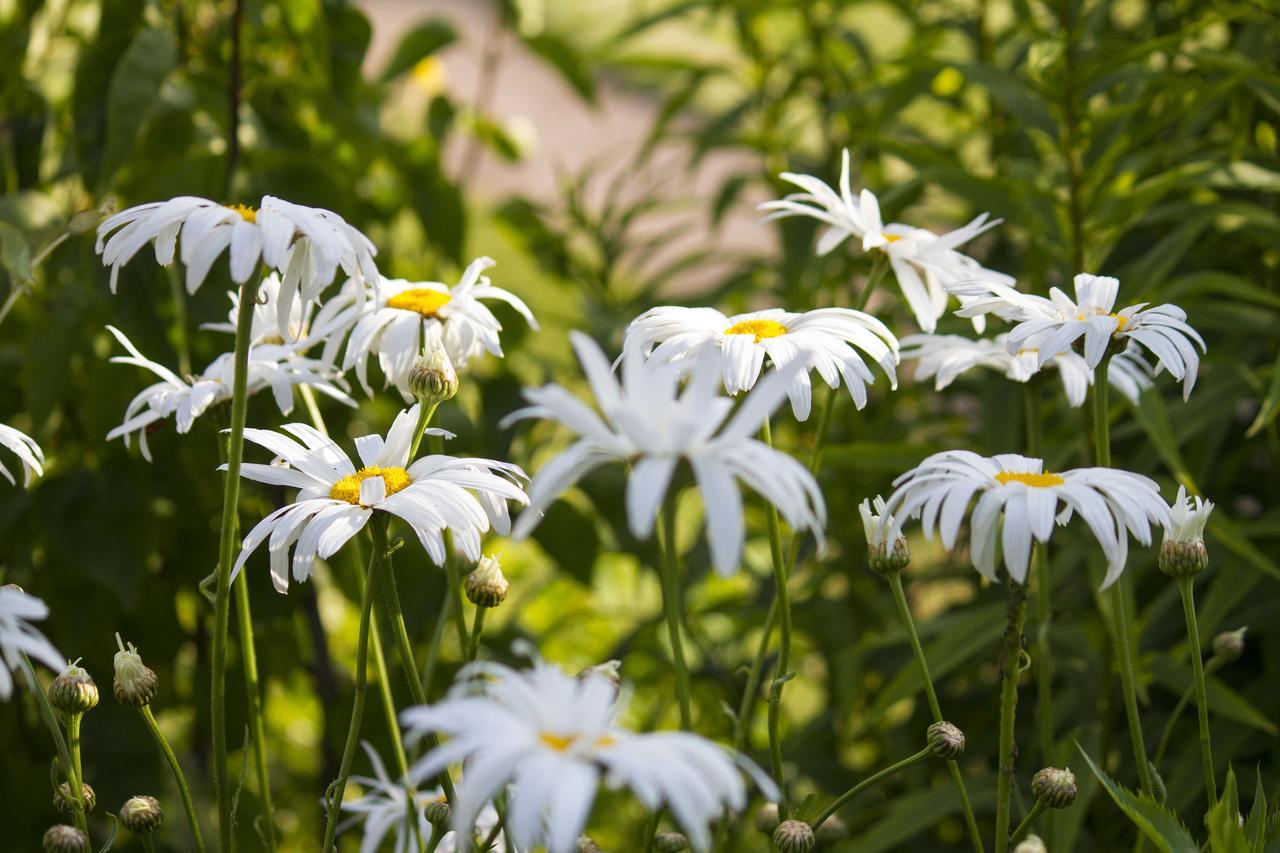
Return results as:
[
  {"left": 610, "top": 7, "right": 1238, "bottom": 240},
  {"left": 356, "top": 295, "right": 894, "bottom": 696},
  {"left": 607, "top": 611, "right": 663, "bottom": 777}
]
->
[
  {"left": 1177, "top": 576, "right": 1217, "bottom": 806},
  {"left": 760, "top": 417, "right": 793, "bottom": 819},
  {"left": 409, "top": 402, "right": 440, "bottom": 459},
  {"left": 369, "top": 610, "right": 426, "bottom": 852},
  {"left": 67, "top": 713, "right": 84, "bottom": 817},
  {"left": 642, "top": 810, "right": 663, "bottom": 852},
  {"left": 468, "top": 606, "right": 488, "bottom": 662},
  {"left": 1009, "top": 801, "right": 1048, "bottom": 848},
  {"left": 995, "top": 579, "right": 1028, "bottom": 853},
  {"left": 21, "top": 657, "right": 87, "bottom": 834},
  {"left": 140, "top": 705, "right": 208, "bottom": 853},
  {"left": 1153, "top": 657, "right": 1222, "bottom": 768},
  {"left": 1025, "top": 381, "right": 1056, "bottom": 843},
  {"left": 732, "top": 599, "right": 778, "bottom": 753},
  {"left": 233, "top": 541, "right": 277, "bottom": 850},
  {"left": 854, "top": 255, "right": 888, "bottom": 311},
  {"left": 812, "top": 746, "right": 932, "bottom": 830},
  {"left": 142, "top": 834, "right": 157, "bottom": 853},
  {"left": 657, "top": 491, "right": 693, "bottom": 730},
  {"left": 443, "top": 557, "right": 470, "bottom": 652},
  {"left": 421, "top": 592, "right": 451, "bottom": 698},
  {"left": 211, "top": 274, "right": 260, "bottom": 851},
  {"left": 424, "top": 826, "right": 443, "bottom": 853}
]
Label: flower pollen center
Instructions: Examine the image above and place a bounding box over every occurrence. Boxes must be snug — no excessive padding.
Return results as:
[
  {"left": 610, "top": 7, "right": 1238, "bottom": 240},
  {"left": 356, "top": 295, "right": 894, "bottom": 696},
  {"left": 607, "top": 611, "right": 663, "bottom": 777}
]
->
[
  {"left": 227, "top": 204, "right": 257, "bottom": 223},
  {"left": 387, "top": 288, "right": 453, "bottom": 318},
  {"left": 995, "top": 471, "right": 1066, "bottom": 488},
  {"left": 882, "top": 232, "right": 902, "bottom": 243},
  {"left": 1073, "top": 311, "right": 1129, "bottom": 332},
  {"left": 539, "top": 732, "right": 617, "bottom": 753},
  {"left": 329, "top": 466, "right": 412, "bottom": 505},
  {"left": 724, "top": 319, "right": 788, "bottom": 343}
]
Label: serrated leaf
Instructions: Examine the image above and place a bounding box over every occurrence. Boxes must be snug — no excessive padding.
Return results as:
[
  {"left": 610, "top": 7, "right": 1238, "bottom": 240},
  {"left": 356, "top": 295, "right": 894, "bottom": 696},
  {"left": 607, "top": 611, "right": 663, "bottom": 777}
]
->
[
  {"left": 1077, "top": 745, "right": 1199, "bottom": 853},
  {"left": 1208, "top": 768, "right": 1249, "bottom": 853}
]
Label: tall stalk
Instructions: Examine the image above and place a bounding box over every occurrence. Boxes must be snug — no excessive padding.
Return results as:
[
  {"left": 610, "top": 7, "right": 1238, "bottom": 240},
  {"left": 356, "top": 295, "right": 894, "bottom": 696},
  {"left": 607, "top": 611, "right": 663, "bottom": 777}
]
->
[
  {"left": 657, "top": 491, "right": 693, "bottom": 730},
  {"left": 21, "top": 657, "right": 87, "bottom": 835},
  {"left": 1176, "top": 575, "right": 1217, "bottom": 806},
  {"left": 760, "top": 417, "right": 794, "bottom": 818},
  {"left": 139, "top": 705, "right": 208, "bottom": 853},
  {"left": 994, "top": 578, "right": 1028, "bottom": 853},
  {"left": 812, "top": 745, "right": 933, "bottom": 831},
  {"left": 1024, "top": 382, "right": 1055, "bottom": 845}
]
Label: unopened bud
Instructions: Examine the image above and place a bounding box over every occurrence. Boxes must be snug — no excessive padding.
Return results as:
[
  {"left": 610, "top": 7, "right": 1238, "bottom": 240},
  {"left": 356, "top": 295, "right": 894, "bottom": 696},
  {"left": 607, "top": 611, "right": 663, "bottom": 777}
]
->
[
  {"left": 868, "top": 537, "right": 911, "bottom": 575},
  {"left": 815, "top": 813, "right": 849, "bottom": 842},
  {"left": 118, "top": 795, "right": 164, "bottom": 834},
  {"left": 42, "top": 825, "right": 87, "bottom": 853},
  {"left": 1014, "top": 834, "right": 1048, "bottom": 853},
  {"left": 1031, "top": 767, "right": 1077, "bottom": 808},
  {"left": 655, "top": 831, "right": 688, "bottom": 852},
  {"left": 53, "top": 782, "right": 95, "bottom": 815},
  {"left": 49, "top": 662, "right": 98, "bottom": 714},
  {"left": 927, "top": 721, "right": 966, "bottom": 759},
  {"left": 576, "top": 838, "right": 602, "bottom": 853},
  {"left": 772, "top": 819, "right": 816, "bottom": 853},
  {"left": 113, "top": 634, "right": 158, "bottom": 707},
  {"left": 754, "top": 802, "right": 780, "bottom": 835},
  {"left": 408, "top": 337, "right": 458, "bottom": 407},
  {"left": 1213, "top": 627, "right": 1246, "bottom": 663},
  {"left": 1158, "top": 540, "right": 1208, "bottom": 578},
  {"left": 424, "top": 798, "right": 451, "bottom": 827},
  {"left": 464, "top": 555, "right": 509, "bottom": 607},
  {"left": 577, "top": 660, "right": 621, "bottom": 695}
]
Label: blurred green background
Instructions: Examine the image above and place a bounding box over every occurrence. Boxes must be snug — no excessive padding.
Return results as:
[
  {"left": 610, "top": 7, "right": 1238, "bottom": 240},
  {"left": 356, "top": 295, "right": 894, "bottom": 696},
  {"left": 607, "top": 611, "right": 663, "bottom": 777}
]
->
[{"left": 1, "top": 0, "right": 1278, "bottom": 849}]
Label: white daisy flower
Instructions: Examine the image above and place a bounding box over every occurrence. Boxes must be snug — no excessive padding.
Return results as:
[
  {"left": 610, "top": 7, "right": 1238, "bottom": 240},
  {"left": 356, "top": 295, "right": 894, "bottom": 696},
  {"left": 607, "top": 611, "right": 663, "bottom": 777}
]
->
[
  {"left": 1165, "top": 485, "right": 1212, "bottom": 546},
  {"left": 758, "top": 149, "right": 1013, "bottom": 332},
  {"left": 0, "top": 585, "right": 63, "bottom": 700},
  {"left": 401, "top": 651, "right": 777, "bottom": 853},
  {"left": 900, "top": 333, "right": 1154, "bottom": 407},
  {"left": 232, "top": 404, "right": 529, "bottom": 593},
  {"left": 95, "top": 195, "right": 379, "bottom": 335},
  {"left": 329, "top": 257, "right": 538, "bottom": 398},
  {"left": 104, "top": 326, "right": 355, "bottom": 462},
  {"left": 882, "top": 450, "right": 1170, "bottom": 587},
  {"left": 202, "top": 273, "right": 365, "bottom": 365},
  {"left": 624, "top": 305, "right": 898, "bottom": 420},
  {"left": 948, "top": 273, "right": 1206, "bottom": 399},
  {"left": 504, "top": 333, "right": 826, "bottom": 575},
  {"left": 0, "top": 422, "right": 44, "bottom": 487}
]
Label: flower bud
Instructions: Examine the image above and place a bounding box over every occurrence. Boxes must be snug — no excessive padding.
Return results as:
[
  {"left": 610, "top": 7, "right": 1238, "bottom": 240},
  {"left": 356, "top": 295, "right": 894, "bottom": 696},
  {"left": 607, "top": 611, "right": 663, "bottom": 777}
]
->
[
  {"left": 577, "top": 660, "right": 621, "bottom": 695},
  {"left": 860, "top": 496, "right": 910, "bottom": 574},
  {"left": 772, "top": 819, "right": 816, "bottom": 853},
  {"left": 1014, "top": 834, "right": 1048, "bottom": 853},
  {"left": 815, "top": 813, "right": 849, "bottom": 842},
  {"left": 655, "top": 831, "right": 688, "bottom": 852},
  {"left": 42, "top": 825, "right": 87, "bottom": 853},
  {"left": 927, "top": 721, "right": 966, "bottom": 759},
  {"left": 1212, "top": 627, "right": 1246, "bottom": 663},
  {"left": 754, "top": 802, "right": 780, "bottom": 835},
  {"left": 113, "top": 634, "right": 158, "bottom": 707},
  {"left": 868, "top": 537, "right": 911, "bottom": 575},
  {"left": 1, "top": 582, "right": 22, "bottom": 592},
  {"left": 424, "top": 797, "right": 451, "bottom": 828},
  {"left": 1159, "top": 486, "right": 1212, "bottom": 578},
  {"left": 464, "top": 555, "right": 509, "bottom": 608},
  {"left": 1031, "top": 767, "right": 1077, "bottom": 808},
  {"left": 408, "top": 335, "right": 458, "bottom": 408},
  {"left": 119, "top": 795, "right": 164, "bottom": 834},
  {"left": 49, "top": 662, "right": 98, "bottom": 714},
  {"left": 576, "top": 838, "right": 602, "bottom": 853},
  {"left": 1158, "top": 540, "right": 1208, "bottom": 578},
  {"left": 53, "top": 782, "right": 95, "bottom": 815}
]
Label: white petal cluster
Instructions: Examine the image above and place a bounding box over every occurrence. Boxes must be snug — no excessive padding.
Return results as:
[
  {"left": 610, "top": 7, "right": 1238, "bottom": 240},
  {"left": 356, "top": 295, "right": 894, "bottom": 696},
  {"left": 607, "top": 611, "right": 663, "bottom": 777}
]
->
[
  {"left": 882, "top": 450, "right": 1171, "bottom": 587},
  {"left": 625, "top": 305, "right": 898, "bottom": 420},
  {"left": 949, "top": 274, "right": 1205, "bottom": 399},
  {"left": 758, "top": 149, "right": 1013, "bottom": 332},
  {"left": 233, "top": 404, "right": 528, "bottom": 592},
  {"left": 1165, "top": 485, "right": 1213, "bottom": 545},
  {"left": 0, "top": 586, "right": 63, "bottom": 700},
  {"left": 400, "top": 652, "right": 777, "bottom": 853},
  {"left": 0, "top": 422, "right": 44, "bottom": 487},
  {"left": 505, "top": 333, "right": 826, "bottom": 575}
]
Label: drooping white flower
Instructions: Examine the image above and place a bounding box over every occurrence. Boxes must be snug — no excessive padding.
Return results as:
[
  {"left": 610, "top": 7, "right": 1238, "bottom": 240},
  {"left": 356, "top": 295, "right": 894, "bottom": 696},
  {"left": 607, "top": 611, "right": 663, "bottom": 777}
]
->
[
  {"left": 624, "top": 305, "right": 898, "bottom": 420},
  {"left": 401, "top": 651, "right": 776, "bottom": 853},
  {"left": 758, "top": 149, "right": 1013, "bottom": 332},
  {"left": 0, "top": 585, "right": 63, "bottom": 700},
  {"left": 328, "top": 257, "right": 538, "bottom": 398},
  {"left": 504, "top": 333, "right": 826, "bottom": 575},
  {"left": 900, "top": 333, "right": 1154, "bottom": 407},
  {"left": 95, "top": 195, "right": 379, "bottom": 334},
  {"left": 948, "top": 274, "right": 1206, "bottom": 399},
  {"left": 0, "top": 423, "right": 44, "bottom": 487},
  {"left": 104, "top": 326, "right": 355, "bottom": 462},
  {"left": 882, "top": 450, "right": 1170, "bottom": 587},
  {"left": 1165, "top": 485, "right": 1212, "bottom": 546},
  {"left": 232, "top": 405, "right": 529, "bottom": 592}
]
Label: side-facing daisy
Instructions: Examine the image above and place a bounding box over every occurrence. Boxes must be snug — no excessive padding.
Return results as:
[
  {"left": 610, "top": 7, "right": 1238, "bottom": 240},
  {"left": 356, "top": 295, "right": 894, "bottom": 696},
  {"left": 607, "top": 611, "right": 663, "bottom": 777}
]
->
[
  {"left": 232, "top": 404, "right": 528, "bottom": 592},
  {"left": 948, "top": 273, "right": 1206, "bottom": 399},
  {"left": 95, "top": 194, "right": 379, "bottom": 333},
  {"left": 625, "top": 305, "right": 898, "bottom": 419},
  {"left": 0, "top": 585, "right": 63, "bottom": 700},
  {"left": 0, "top": 422, "right": 44, "bottom": 487},
  {"left": 504, "top": 333, "right": 826, "bottom": 575},
  {"left": 401, "top": 650, "right": 776, "bottom": 853},
  {"left": 882, "top": 450, "right": 1170, "bottom": 587},
  {"left": 758, "top": 149, "right": 1013, "bottom": 332},
  {"left": 328, "top": 256, "right": 538, "bottom": 398}
]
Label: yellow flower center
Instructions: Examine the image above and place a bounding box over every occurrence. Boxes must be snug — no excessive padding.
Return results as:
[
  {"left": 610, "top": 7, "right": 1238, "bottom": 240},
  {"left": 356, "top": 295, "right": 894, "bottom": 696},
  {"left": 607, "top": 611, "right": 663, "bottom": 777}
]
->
[
  {"left": 995, "top": 471, "right": 1066, "bottom": 488},
  {"left": 386, "top": 288, "right": 453, "bottom": 318},
  {"left": 1074, "top": 311, "right": 1129, "bottom": 332},
  {"left": 329, "top": 467, "right": 412, "bottom": 505},
  {"left": 227, "top": 204, "right": 257, "bottom": 223},
  {"left": 882, "top": 232, "right": 902, "bottom": 243},
  {"left": 539, "top": 732, "right": 617, "bottom": 752},
  {"left": 723, "top": 319, "right": 788, "bottom": 342}
]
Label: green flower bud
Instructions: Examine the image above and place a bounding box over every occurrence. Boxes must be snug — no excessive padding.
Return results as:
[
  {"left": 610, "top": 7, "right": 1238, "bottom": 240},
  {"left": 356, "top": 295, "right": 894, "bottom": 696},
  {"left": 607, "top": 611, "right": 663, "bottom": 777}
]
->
[
  {"left": 408, "top": 336, "right": 459, "bottom": 408},
  {"left": 772, "top": 819, "right": 816, "bottom": 853},
  {"left": 927, "top": 720, "right": 966, "bottom": 759},
  {"left": 464, "top": 555, "right": 509, "bottom": 608},
  {"left": 576, "top": 838, "right": 602, "bottom": 853},
  {"left": 1031, "top": 767, "right": 1078, "bottom": 808},
  {"left": 42, "top": 825, "right": 87, "bottom": 853},
  {"left": 119, "top": 795, "right": 164, "bottom": 834},
  {"left": 49, "top": 662, "right": 98, "bottom": 714},
  {"left": 53, "top": 782, "right": 95, "bottom": 815},
  {"left": 655, "top": 831, "right": 688, "bottom": 852},
  {"left": 424, "top": 797, "right": 451, "bottom": 828},
  {"left": 1212, "top": 627, "right": 1246, "bottom": 663},
  {"left": 1158, "top": 540, "right": 1208, "bottom": 578},
  {"left": 113, "top": 634, "right": 158, "bottom": 707}
]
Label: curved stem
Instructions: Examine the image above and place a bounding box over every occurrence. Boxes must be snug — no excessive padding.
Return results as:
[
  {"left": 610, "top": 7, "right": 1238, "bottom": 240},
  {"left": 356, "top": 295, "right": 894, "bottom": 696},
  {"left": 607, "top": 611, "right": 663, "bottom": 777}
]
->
[
  {"left": 995, "top": 579, "right": 1028, "bottom": 853},
  {"left": 140, "top": 705, "right": 208, "bottom": 853},
  {"left": 421, "top": 592, "right": 451, "bottom": 699},
  {"left": 812, "top": 746, "right": 932, "bottom": 830},
  {"left": 1177, "top": 576, "right": 1217, "bottom": 806},
  {"left": 468, "top": 606, "right": 488, "bottom": 663},
  {"left": 21, "top": 657, "right": 87, "bottom": 834},
  {"left": 760, "top": 418, "right": 793, "bottom": 819},
  {"left": 1009, "top": 801, "right": 1048, "bottom": 848},
  {"left": 657, "top": 491, "right": 693, "bottom": 730}
]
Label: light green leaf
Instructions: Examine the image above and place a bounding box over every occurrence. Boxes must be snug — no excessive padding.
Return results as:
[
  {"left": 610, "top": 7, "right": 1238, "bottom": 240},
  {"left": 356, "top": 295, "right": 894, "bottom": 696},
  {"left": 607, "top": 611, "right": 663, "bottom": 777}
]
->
[
  {"left": 0, "top": 221, "right": 33, "bottom": 287},
  {"left": 378, "top": 19, "right": 456, "bottom": 82},
  {"left": 100, "top": 27, "right": 176, "bottom": 186},
  {"left": 1245, "top": 347, "right": 1280, "bottom": 438},
  {"left": 1077, "top": 745, "right": 1199, "bottom": 853}
]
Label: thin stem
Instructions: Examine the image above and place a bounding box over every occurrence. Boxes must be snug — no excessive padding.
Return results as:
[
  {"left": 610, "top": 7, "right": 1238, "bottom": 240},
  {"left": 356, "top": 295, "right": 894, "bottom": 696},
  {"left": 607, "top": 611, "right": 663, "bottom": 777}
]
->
[
  {"left": 760, "top": 417, "right": 793, "bottom": 819},
  {"left": 642, "top": 810, "right": 663, "bottom": 853},
  {"left": 1177, "top": 575, "right": 1217, "bottom": 806},
  {"left": 1009, "top": 801, "right": 1048, "bottom": 848},
  {"left": 140, "top": 705, "right": 208, "bottom": 853},
  {"left": 409, "top": 402, "right": 440, "bottom": 459},
  {"left": 211, "top": 274, "right": 260, "bottom": 851},
  {"left": 1153, "top": 657, "right": 1223, "bottom": 768},
  {"left": 854, "top": 255, "right": 888, "bottom": 311},
  {"left": 731, "top": 598, "right": 778, "bottom": 753},
  {"left": 21, "top": 657, "right": 86, "bottom": 834},
  {"left": 421, "top": 593, "right": 451, "bottom": 698},
  {"left": 233, "top": 535, "right": 277, "bottom": 850},
  {"left": 887, "top": 572, "right": 985, "bottom": 853},
  {"left": 443, "top": 556, "right": 470, "bottom": 652},
  {"left": 369, "top": 612, "right": 426, "bottom": 851},
  {"left": 812, "top": 746, "right": 932, "bottom": 830},
  {"left": 1025, "top": 382, "right": 1055, "bottom": 851},
  {"left": 142, "top": 835, "right": 157, "bottom": 853},
  {"left": 995, "top": 579, "right": 1028, "bottom": 853},
  {"left": 657, "top": 491, "right": 693, "bottom": 730},
  {"left": 468, "top": 606, "right": 488, "bottom": 662}
]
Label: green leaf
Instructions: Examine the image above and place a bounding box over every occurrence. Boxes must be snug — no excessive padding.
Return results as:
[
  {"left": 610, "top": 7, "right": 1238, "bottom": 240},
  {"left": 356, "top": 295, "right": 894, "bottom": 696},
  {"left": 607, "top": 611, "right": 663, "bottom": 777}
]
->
[
  {"left": 1148, "top": 657, "right": 1278, "bottom": 735},
  {"left": 99, "top": 27, "right": 176, "bottom": 186},
  {"left": 378, "top": 19, "right": 457, "bottom": 83},
  {"left": 1208, "top": 768, "right": 1249, "bottom": 853},
  {"left": 523, "top": 34, "right": 595, "bottom": 103},
  {"left": 1246, "top": 767, "right": 1268, "bottom": 849},
  {"left": 0, "top": 221, "right": 33, "bottom": 287},
  {"left": 1245, "top": 347, "right": 1280, "bottom": 438},
  {"left": 1077, "top": 745, "right": 1199, "bottom": 853}
]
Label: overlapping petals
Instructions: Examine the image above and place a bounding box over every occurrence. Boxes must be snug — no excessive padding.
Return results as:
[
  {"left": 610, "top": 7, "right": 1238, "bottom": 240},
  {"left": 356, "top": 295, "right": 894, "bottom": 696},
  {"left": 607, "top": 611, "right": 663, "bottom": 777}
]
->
[{"left": 0, "top": 422, "right": 44, "bottom": 487}]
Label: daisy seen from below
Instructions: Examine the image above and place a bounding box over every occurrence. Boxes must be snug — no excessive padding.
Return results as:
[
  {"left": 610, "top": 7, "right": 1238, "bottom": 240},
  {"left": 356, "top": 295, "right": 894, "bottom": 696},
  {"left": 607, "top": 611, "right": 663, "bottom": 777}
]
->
[
  {"left": 948, "top": 273, "right": 1206, "bottom": 399},
  {"left": 625, "top": 305, "right": 898, "bottom": 420},
  {"left": 104, "top": 325, "right": 355, "bottom": 462},
  {"left": 504, "top": 333, "right": 826, "bottom": 575},
  {"left": 0, "top": 422, "right": 44, "bottom": 487},
  {"left": 231, "top": 404, "right": 529, "bottom": 592},
  {"left": 95, "top": 194, "right": 379, "bottom": 334},
  {"left": 202, "top": 272, "right": 361, "bottom": 352},
  {"left": 881, "top": 450, "right": 1170, "bottom": 587},
  {"left": 758, "top": 149, "right": 1013, "bottom": 332},
  {"left": 900, "top": 333, "right": 1154, "bottom": 407},
  {"left": 401, "top": 650, "right": 777, "bottom": 853},
  {"left": 0, "top": 585, "right": 63, "bottom": 700},
  {"left": 329, "top": 256, "right": 538, "bottom": 398}
]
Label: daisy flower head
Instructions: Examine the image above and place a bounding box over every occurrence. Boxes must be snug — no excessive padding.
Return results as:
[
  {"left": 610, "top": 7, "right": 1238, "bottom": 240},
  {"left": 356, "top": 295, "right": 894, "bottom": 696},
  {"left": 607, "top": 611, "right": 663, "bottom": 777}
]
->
[
  {"left": 104, "top": 326, "right": 355, "bottom": 462},
  {"left": 882, "top": 450, "right": 1170, "bottom": 588},
  {"left": 624, "top": 305, "right": 898, "bottom": 420},
  {"left": 232, "top": 404, "right": 529, "bottom": 592},
  {"left": 1159, "top": 485, "right": 1214, "bottom": 578},
  {"left": 758, "top": 149, "right": 1014, "bottom": 333},
  {"left": 95, "top": 194, "right": 379, "bottom": 335},
  {"left": 400, "top": 650, "right": 777, "bottom": 853},
  {"left": 504, "top": 333, "right": 826, "bottom": 575},
  {"left": 0, "top": 422, "right": 44, "bottom": 487},
  {"left": 0, "top": 585, "right": 63, "bottom": 700},
  {"left": 331, "top": 257, "right": 538, "bottom": 399},
  {"left": 858, "top": 495, "right": 909, "bottom": 574},
  {"left": 949, "top": 273, "right": 1206, "bottom": 399}
]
